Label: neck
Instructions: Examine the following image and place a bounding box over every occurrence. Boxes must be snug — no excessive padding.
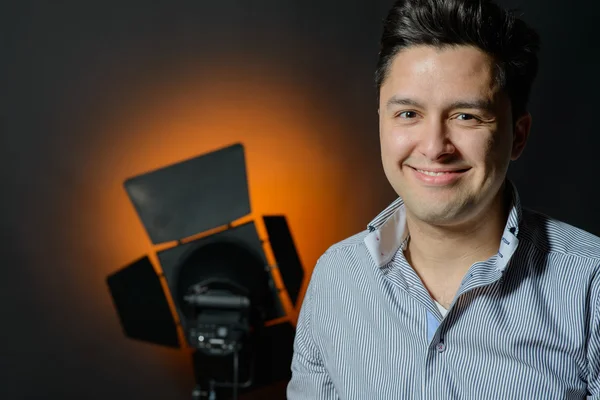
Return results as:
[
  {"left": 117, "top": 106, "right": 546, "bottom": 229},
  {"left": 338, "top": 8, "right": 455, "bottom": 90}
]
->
[{"left": 404, "top": 185, "right": 510, "bottom": 274}]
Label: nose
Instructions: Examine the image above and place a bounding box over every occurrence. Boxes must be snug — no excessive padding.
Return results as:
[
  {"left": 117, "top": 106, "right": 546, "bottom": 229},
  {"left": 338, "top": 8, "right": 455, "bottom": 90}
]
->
[{"left": 417, "top": 118, "right": 455, "bottom": 161}]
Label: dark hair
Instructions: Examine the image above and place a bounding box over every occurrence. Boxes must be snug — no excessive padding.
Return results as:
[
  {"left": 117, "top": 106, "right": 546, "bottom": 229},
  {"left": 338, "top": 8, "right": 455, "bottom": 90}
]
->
[{"left": 375, "top": 0, "right": 541, "bottom": 119}]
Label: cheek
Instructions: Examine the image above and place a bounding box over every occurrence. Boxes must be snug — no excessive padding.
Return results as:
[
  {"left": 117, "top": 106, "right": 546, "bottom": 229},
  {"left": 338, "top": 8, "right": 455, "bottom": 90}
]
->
[
  {"left": 485, "top": 131, "right": 513, "bottom": 166},
  {"left": 463, "top": 137, "right": 491, "bottom": 163},
  {"left": 380, "top": 125, "right": 414, "bottom": 161},
  {"left": 456, "top": 132, "right": 509, "bottom": 172}
]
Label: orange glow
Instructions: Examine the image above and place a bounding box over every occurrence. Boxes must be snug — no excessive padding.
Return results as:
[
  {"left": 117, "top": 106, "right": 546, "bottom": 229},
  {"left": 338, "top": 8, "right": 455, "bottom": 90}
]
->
[{"left": 86, "top": 63, "right": 361, "bottom": 330}]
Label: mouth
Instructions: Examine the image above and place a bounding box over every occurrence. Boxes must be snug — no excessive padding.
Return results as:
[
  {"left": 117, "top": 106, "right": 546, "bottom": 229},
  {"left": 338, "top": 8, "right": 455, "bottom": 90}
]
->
[
  {"left": 413, "top": 168, "right": 470, "bottom": 176},
  {"left": 408, "top": 166, "right": 471, "bottom": 185}
]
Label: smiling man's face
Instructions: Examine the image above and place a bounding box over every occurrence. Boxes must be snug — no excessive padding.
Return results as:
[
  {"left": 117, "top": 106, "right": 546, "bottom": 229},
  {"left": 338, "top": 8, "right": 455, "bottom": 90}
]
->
[{"left": 379, "top": 45, "right": 530, "bottom": 227}]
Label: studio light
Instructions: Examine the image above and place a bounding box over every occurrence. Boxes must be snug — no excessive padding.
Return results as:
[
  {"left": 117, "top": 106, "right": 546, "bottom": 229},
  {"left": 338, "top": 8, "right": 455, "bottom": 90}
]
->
[{"left": 106, "top": 143, "right": 305, "bottom": 399}]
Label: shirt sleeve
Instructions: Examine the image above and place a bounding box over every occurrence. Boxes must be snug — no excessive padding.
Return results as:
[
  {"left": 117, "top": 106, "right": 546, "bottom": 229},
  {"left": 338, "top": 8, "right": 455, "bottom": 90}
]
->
[
  {"left": 287, "top": 260, "right": 339, "bottom": 400},
  {"left": 588, "top": 270, "right": 600, "bottom": 398}
]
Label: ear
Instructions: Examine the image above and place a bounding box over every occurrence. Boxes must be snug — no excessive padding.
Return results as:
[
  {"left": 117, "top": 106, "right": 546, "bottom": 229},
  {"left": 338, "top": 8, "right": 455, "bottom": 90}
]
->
[{"left": 511, "top": 112, "right": 532, "bottom": 161}]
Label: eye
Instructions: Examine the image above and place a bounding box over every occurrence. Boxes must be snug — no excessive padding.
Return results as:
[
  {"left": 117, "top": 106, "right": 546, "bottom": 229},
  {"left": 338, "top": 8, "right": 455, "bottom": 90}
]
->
[
  {"left": 397, "top": 111, "right": 418, "bottom": 119},
  {"left": 456, "top": 113, "right": 478, "bottom": 121}
]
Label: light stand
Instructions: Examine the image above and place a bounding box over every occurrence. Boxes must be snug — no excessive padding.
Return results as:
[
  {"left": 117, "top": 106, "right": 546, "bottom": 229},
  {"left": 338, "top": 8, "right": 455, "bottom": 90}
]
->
[{"left": 182, "top": 278, "right": 256, "bottom": 400}]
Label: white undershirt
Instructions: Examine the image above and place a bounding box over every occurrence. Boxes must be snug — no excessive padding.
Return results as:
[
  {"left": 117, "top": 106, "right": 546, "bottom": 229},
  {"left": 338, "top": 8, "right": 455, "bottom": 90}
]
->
[{"left": 435, "top": 301, "right": 448, "bottom": 317}]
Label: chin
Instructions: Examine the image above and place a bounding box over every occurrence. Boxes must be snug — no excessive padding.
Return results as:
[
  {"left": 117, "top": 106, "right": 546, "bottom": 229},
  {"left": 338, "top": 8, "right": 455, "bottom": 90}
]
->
[
  {"left": 406, "top": 199, "right": 472, "bottom": 226},
  {"left": 413, "top": 211, "right": 461, "bottom": 226}
]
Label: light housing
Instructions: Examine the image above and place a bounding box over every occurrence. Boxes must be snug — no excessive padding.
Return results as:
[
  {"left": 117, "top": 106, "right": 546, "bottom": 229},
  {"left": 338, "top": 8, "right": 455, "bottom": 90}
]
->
[{"left": 106, "top": 143, "right": 304, "bottom": 398}]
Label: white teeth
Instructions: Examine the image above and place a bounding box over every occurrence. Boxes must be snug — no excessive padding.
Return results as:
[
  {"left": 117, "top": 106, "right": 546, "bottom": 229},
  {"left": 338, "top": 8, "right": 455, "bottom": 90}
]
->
[{"left": 417, "top": 169, "right": 449, "bottom": 176}]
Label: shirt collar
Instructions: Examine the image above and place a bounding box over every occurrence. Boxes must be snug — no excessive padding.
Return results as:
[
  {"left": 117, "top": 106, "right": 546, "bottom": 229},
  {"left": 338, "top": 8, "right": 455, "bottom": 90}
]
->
[{"left": 365, "top": 180, "right": 523, "bottom": 269}]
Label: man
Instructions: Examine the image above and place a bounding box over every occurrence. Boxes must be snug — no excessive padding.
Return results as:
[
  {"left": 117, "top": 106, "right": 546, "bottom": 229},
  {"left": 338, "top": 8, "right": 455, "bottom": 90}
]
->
[{"left": 287, "top": 0, "right": 600, "bottom": 398}]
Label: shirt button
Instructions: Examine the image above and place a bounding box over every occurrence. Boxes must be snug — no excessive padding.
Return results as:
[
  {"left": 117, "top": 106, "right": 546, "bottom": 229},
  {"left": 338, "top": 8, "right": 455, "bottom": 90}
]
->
[{"left": 436, "top": 343, "right": 446, "bottom": 353}]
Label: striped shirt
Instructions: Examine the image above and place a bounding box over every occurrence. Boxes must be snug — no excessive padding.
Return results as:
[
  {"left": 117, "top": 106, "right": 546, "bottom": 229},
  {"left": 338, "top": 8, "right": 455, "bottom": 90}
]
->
[{"left": 287, "top": 182, "right": 600, "bottom": 399}]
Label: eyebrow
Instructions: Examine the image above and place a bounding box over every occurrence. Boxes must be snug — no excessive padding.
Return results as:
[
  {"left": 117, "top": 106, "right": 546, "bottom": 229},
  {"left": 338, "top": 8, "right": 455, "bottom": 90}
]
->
[{"left": 385, "top": 96, "right": 494, "bottom": 112}]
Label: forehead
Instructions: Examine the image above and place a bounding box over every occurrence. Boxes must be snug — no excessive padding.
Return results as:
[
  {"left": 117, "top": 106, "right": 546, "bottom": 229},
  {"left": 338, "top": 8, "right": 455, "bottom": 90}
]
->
[{"left": 380, "top": 45, "right": 499, "bottom": 104}]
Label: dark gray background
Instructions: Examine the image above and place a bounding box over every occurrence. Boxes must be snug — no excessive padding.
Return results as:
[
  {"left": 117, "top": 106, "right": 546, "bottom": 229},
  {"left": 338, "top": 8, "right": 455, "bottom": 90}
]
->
[{"left": 2, "top": 0, "right": 598, "bottom": 399}]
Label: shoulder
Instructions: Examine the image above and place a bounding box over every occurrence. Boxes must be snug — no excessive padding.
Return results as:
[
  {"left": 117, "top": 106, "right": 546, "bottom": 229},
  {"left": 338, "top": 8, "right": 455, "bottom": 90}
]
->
[
  {"left": 309, "top": 230, "right": 370, "bottom": 281},
  {"left": 521, "top": 207, "right": 600, "bottom": 261},
  {"left": 324, "top": 230, "right": 369, "bottom": 255}
]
